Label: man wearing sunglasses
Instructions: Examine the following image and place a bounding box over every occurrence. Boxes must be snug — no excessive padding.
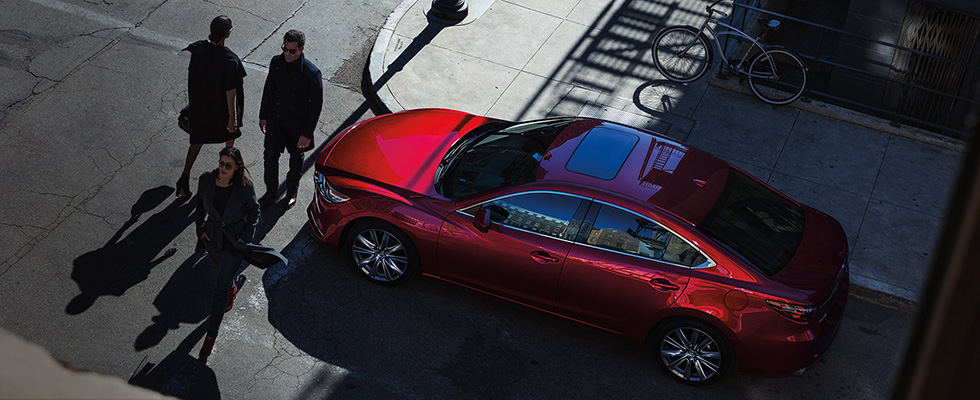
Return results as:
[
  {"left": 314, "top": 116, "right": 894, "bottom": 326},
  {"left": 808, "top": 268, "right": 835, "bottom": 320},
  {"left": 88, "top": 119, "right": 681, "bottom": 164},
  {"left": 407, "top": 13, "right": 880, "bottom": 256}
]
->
[{"left": 258, "top": 29, "right": 323, "bottom": 210}]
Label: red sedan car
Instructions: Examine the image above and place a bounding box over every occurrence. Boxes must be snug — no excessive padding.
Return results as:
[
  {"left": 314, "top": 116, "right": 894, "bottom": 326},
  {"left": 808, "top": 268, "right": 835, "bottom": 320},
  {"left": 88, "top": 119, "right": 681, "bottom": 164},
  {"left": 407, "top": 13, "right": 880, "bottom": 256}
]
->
[{"left": 307, "top": 109, "right": 849, "bottom": 385}]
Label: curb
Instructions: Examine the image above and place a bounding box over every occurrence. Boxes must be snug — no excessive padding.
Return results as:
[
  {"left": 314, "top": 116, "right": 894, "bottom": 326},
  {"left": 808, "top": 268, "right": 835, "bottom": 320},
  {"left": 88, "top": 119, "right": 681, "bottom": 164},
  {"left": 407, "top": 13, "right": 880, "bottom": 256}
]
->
[
  {"left": 708, "top": 76, "right": 967, "bottom": 152},
  {"left": 850, "top": 283, "right": 917, "bottom": 313},
  {"left": 849, "top": 274, "right": 919, "bottom": 305},
  {"left": 369, "top": 0, "right": 416, "bottom": 114}
]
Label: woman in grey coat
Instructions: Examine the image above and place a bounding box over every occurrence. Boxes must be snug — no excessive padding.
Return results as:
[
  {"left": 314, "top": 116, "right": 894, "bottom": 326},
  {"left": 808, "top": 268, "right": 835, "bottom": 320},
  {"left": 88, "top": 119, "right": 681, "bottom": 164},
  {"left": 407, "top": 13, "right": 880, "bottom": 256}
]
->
[{"left": 195, "top": 146, "right": 285, "bottom": 362}]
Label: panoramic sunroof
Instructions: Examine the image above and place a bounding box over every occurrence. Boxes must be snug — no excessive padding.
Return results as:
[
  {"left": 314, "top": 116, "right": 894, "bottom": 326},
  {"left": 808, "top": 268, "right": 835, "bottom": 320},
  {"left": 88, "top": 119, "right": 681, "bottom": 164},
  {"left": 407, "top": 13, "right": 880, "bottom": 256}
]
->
[{"left": 566, "top": 127, "right": 639, "bottom": 180}]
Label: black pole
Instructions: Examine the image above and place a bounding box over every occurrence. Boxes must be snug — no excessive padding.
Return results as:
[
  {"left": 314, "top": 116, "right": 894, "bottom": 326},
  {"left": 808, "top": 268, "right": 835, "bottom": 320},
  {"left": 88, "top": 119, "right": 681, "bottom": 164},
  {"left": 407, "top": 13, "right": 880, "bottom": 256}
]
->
[{"left": 429, "top": 0, "right": 468, "bottom": 22}]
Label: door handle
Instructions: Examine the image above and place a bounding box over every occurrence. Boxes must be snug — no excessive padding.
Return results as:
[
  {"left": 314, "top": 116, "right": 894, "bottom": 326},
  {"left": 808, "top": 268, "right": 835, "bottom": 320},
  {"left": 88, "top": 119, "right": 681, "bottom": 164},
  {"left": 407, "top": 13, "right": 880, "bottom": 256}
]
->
[
  {"left": 530, "top": 251, "right": 560, "bottom": 264},
  {"left": 649, "top": 278, "right": 680, "bottom": 291}
]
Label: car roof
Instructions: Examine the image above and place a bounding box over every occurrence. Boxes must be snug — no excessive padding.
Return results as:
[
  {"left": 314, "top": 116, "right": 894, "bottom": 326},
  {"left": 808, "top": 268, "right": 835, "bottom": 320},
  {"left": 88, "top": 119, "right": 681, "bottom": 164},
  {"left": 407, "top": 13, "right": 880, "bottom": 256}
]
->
[{"left": 536, "top": 118, "right": 730, "bottom": 226}]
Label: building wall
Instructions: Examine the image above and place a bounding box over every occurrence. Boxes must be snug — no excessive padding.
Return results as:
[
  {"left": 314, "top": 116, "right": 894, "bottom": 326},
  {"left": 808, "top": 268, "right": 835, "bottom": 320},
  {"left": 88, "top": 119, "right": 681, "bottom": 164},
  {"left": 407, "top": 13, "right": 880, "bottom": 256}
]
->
[{"left": 928, "top": 0, "right": 980, "bottom": 15}]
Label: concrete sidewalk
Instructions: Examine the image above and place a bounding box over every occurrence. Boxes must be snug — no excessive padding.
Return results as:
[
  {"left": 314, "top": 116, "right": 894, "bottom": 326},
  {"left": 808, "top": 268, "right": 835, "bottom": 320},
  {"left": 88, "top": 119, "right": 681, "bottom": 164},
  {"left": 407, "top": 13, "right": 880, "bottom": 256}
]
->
[{"left": 368, "top": 0, "right": 966, "bottom": 302}]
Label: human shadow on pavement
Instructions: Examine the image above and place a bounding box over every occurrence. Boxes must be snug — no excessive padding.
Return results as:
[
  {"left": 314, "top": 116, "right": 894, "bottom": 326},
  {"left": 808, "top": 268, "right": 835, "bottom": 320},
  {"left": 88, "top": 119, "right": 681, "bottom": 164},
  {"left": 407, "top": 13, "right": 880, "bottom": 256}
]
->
[
  {"left": 130, "top": 321, "right": 220, "bottom": 400},
  {"left": 66, "top": 185, "right": 195, "bottom": 315},
  {"left": 134, "top": 252, "right": 214, "bottom": 351}
]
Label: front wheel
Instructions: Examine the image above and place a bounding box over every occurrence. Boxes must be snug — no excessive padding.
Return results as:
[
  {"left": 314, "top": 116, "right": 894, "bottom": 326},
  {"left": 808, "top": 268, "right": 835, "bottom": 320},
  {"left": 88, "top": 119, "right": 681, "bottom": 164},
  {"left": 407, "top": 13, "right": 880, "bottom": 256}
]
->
[
  {"left": 747, "top": 49, "right": 807, "bottom": 105},
  {"left": 345, "top": 220, "right": 419, "bottom": 286},
  {"left": 649, "top": 318, "right": 734, "bottom": 386},
  {"left": 652, "top": 26, "right": 712, "bottom": 83}
]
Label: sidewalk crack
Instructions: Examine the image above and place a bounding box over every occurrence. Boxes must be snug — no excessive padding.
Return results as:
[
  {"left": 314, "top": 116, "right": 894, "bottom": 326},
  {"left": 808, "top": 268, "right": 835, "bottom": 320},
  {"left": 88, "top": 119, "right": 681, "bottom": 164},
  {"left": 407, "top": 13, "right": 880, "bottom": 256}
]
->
[
  {"left": 767, "top": 109, "right": 802, "bottom": 182},
  {"left": 244, "top": 0, "right": 315, "bottom": 61},
  {"left": 853, "top": 135, "right": 894, "bottom": 248},
  {"left": 202, "top": 0, "right": 274, "bottom": 23},
  {"left": 0, "top": 119, "right": 170, "bottom": 279}
]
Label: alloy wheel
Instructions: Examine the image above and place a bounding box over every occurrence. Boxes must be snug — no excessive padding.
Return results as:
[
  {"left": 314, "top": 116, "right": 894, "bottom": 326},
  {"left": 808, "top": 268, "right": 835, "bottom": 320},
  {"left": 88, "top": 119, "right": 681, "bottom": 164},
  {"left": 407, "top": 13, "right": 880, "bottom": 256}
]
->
[
  {"left": 351, "top": 228, "right": 409, "bottom": 283},
  {"left": 659, "top": 326, "right": 723, "bottom": 382}
]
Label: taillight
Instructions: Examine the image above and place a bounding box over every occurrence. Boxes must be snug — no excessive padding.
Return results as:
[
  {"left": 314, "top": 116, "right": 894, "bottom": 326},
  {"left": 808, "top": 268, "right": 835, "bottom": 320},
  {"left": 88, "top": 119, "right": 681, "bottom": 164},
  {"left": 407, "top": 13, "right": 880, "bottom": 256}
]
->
[{"left": 766, "top": 299, "right": 818, "bottom": 322}]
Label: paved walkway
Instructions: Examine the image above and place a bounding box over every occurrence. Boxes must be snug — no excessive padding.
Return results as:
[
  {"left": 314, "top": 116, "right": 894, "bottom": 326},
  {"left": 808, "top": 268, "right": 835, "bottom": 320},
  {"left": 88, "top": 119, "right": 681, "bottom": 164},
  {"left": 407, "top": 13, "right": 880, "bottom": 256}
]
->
[{"left": 368, "top": 0, "right": 966, "bottom": 302}]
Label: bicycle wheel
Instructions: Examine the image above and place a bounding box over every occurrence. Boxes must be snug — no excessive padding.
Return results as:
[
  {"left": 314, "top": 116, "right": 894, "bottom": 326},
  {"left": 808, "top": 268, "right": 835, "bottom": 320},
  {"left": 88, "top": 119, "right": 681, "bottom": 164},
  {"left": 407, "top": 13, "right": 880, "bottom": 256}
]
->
[
  {"left": 652, "top": 26, "right": 711, "bottom": 83},
  {"left": 747, "top": 49, "right": 807, "bottom": 105}
]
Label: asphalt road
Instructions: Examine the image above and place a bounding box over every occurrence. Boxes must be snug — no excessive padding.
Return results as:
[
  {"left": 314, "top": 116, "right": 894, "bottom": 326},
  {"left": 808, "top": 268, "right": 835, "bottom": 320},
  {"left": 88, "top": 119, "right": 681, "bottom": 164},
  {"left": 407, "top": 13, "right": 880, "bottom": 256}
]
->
[{"left": 0, "top": 0, "right": 913, "bottom": 399}]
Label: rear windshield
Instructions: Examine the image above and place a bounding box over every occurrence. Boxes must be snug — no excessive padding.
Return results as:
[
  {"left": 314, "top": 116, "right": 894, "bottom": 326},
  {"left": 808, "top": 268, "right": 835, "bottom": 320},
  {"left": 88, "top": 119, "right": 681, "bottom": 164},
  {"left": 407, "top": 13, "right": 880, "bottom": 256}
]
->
[{"left": 696, "top": 169, "right": 805, "bottom": 275}]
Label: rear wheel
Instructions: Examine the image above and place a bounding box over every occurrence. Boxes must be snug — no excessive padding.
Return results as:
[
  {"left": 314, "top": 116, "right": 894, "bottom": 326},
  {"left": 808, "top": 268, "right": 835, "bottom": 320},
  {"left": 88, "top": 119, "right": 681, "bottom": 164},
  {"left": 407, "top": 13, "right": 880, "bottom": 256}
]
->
[
  {"left": 748, "top": 49, "right": 807, "bottom": 105},
  {"left": 345, "top": 220, "right": 419, "bottom": 286},
  {"left": 652, "top": 26, "right": 711, "bottom": 83},
  {"left": 649, "top": 318, "right": 734, "bottom": 386}
]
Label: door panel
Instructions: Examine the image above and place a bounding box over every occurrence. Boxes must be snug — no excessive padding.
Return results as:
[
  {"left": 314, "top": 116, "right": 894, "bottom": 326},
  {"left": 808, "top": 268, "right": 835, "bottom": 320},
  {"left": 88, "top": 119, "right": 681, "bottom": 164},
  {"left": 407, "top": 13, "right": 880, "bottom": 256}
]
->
[
  {"left": 437, "top": 192, "right": 587, "bottom": 309},
  {"left": 557, "top": 204, "right": 698, "bottom": 333},
  {"left": 558, "top": 247, "right": 690, "bottom": 333}
]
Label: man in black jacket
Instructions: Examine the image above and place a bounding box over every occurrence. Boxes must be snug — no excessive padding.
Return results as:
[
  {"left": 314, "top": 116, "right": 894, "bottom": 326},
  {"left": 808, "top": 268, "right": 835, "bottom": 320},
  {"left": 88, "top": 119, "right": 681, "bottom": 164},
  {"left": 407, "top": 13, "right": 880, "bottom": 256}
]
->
[{"left": 258, "top": 29, "right": 323, "bottom": 209}]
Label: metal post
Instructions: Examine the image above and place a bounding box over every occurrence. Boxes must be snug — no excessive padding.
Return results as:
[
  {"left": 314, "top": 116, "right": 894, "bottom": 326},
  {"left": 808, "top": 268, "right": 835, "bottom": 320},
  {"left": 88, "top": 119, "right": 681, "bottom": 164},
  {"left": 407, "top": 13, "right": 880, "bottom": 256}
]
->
[{"left": 429, "top": 0, "right": 468, "bottom": 22}]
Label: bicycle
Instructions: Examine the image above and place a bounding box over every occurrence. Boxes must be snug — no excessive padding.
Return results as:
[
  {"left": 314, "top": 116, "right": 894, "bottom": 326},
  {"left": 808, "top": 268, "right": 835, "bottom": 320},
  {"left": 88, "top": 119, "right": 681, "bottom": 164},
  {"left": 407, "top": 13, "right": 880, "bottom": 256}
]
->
[{"left": 651, "top": 0, "right": 807, "bottom": 105}]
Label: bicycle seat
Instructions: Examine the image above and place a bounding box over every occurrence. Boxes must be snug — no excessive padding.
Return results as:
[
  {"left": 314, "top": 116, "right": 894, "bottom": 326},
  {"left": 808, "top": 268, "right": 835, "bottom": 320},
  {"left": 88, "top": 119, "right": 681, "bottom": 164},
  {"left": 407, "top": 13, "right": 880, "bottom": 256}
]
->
[
  {"left": 707, "top": 7, "right": 728, "bottom": 19},
  {"left": 757, "top": 18, "right": 781, "bottom": 30}
]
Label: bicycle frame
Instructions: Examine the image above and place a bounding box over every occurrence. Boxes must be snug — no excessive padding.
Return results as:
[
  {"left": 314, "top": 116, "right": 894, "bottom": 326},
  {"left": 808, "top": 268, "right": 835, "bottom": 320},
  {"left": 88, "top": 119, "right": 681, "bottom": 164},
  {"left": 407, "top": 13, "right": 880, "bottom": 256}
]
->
[
  {"left": 652, "top": 0, "right": 808, "bottom": 104},
  {"left": 686, "top": 12, "right": 780, "bottom": 79}
]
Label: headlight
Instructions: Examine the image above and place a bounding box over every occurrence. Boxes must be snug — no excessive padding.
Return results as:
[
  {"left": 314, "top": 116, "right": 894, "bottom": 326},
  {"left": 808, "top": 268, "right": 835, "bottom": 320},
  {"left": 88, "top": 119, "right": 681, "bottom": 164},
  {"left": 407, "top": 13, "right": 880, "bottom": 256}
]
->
[{"left": 314, "top": 171, "right": 350, "bottom": 203}]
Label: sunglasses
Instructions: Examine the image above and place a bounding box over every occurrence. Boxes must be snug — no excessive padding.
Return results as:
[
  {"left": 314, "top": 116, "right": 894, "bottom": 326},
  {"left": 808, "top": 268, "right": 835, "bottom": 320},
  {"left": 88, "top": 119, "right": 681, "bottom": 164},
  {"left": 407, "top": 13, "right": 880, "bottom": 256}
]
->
[
  {"left": 218, "top": 160, "right": 236, "bottom": 170},
  {"left": 281, "top": 45, "right": 300, "bottom": 54}
]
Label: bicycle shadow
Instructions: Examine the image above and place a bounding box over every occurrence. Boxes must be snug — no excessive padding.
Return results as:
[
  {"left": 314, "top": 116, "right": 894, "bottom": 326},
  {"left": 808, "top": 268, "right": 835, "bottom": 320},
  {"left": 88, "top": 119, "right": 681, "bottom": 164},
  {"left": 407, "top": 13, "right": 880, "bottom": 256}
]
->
[
  {"left": 66, "top": 186, "right": 195, "bottom": 315},
  {"left": 632, "top": 79, "right": 710, "bottom": 123}
]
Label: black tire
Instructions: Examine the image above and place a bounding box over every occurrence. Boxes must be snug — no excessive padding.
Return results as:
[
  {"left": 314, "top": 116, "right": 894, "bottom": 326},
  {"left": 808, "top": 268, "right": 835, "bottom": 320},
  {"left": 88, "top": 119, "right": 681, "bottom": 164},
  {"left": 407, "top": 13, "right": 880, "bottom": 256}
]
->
[
  {"left": 748, "top": 49, "right": 807, "bottom": 105},
  {"left": 648, "top": 318, "right": 734, "bottom": 386},
  {"left": 344, "top": 220, "right": 419, "bottom": 286},
  {"left": 652, "top": 26, "right": 712, "bottom": 83}
]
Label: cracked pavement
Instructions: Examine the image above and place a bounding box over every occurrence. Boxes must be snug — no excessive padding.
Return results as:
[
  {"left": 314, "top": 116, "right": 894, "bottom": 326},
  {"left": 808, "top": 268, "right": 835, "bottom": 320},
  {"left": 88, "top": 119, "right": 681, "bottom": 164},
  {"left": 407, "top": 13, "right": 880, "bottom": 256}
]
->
[{"left": 0, "top": 0, "right": 919, "bottom": 399}]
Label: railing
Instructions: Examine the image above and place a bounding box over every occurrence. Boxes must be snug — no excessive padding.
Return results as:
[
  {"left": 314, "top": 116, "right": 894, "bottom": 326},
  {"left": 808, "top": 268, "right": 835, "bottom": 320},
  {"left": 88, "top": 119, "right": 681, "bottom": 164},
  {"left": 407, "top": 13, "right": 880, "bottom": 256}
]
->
[{"left": 727, "top": 1, "right": 980, "bottom": 141}]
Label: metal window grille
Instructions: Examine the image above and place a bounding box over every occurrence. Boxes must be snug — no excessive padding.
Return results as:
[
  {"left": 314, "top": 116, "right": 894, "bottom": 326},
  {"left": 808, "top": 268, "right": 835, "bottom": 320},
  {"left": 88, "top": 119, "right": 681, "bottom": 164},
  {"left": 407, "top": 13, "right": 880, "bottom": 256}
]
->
[{"left": 885, "top": 1, "right": 980, "bottom": 134}]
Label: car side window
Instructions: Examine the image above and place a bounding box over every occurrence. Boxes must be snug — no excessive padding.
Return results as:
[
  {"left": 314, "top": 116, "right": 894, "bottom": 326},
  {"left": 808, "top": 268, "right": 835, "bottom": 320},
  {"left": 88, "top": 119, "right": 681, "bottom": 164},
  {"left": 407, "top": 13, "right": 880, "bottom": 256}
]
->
[
  {"left": 587, "top": 205, "right": 708, "bottom": 267},
  {"left": 465, "top": 193, "right": 583, "bottom": 240}
]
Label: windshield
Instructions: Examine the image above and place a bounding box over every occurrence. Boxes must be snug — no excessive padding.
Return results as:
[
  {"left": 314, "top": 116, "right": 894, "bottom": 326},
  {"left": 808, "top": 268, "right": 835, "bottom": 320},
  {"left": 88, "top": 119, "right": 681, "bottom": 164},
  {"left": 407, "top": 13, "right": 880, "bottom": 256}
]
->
[
  {"left": 696, "top": 169, "right": 805, "bottom": 276},
  {"left": 439, "top": 118, "right": 575, "bottom": 198}
]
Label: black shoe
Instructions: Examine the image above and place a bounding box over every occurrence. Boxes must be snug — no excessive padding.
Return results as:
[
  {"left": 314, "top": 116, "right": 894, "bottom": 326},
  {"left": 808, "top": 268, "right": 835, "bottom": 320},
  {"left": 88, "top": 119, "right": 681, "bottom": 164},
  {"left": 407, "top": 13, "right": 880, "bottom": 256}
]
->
[
  {"left": 285, "top": 190, "right": 298, "bottom": 210},
  {"left": 258, "top": 191, "right": 276, "bottom": 210},
  {"left": 176, "top": 173, "right": 191, "bottom": 197}
]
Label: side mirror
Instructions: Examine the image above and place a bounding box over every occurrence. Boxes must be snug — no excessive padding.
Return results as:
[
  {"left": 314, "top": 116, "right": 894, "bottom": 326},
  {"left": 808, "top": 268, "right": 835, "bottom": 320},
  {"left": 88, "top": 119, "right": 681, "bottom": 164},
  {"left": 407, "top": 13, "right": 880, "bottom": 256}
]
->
[{"left": 473, "top": 208, "right": 490, "bottom": 233}]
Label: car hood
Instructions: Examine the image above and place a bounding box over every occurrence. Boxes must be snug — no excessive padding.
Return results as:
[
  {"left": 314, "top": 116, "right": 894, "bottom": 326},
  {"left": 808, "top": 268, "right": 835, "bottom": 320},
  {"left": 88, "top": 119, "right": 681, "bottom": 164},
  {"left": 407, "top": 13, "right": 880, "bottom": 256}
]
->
[
  {"left": 771, "top": 206, "right": 848, "bottom": 303},
  {"left": 322, "top": 109, "right": 497, "bottom": 196}
]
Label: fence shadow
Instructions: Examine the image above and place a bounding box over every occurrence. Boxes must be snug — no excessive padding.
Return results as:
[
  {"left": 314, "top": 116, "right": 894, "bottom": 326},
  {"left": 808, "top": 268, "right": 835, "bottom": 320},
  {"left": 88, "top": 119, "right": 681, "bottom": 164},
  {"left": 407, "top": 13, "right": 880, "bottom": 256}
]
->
[{"left": 515, "top": 0, "right": 700, "bottom": 123}]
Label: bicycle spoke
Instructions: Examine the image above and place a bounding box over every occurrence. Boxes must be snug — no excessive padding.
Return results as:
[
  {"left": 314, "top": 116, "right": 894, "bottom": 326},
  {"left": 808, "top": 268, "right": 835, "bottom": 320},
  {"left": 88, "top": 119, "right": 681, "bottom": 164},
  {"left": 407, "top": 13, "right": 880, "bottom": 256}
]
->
[{"left": 652, "top": 27, "right": 710, "bottom": 83}]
